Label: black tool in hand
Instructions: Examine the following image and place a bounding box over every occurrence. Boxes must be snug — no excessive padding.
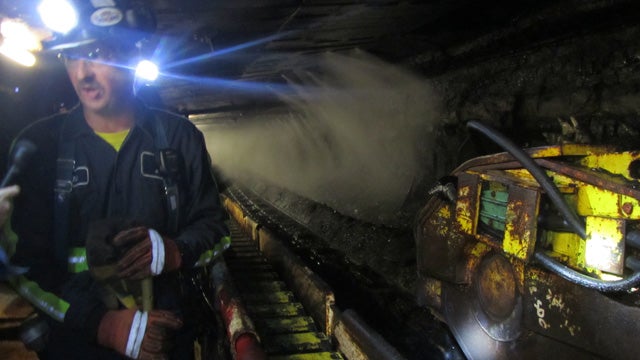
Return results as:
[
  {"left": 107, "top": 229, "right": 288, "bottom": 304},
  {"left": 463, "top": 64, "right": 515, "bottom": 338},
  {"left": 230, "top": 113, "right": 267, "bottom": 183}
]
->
[{"left": 1, "top": 140, "right": 36, "bottom": 187}]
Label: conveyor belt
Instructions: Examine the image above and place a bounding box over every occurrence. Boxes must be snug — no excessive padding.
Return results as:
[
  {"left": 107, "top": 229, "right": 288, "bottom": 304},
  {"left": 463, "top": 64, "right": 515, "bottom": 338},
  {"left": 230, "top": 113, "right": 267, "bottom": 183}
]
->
[
  {"left": 222, "top": 186, "right": 413, "bottom": 360},
  {"left": 224, "top": 220, "right": 344, "bottom": 359}
]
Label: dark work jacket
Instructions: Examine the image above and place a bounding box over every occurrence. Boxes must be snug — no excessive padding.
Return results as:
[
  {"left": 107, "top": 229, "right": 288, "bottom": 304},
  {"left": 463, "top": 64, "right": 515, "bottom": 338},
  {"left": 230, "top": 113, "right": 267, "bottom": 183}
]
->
[{"left": 8, "top": 101, "right": 230, "bottom": 356}]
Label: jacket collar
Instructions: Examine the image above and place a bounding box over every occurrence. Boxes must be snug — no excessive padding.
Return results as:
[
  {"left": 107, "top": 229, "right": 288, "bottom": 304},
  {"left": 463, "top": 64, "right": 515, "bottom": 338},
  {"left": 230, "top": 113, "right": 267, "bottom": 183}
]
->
[{"left": 60, "top": 100, "right": 153, "bottom": 141}]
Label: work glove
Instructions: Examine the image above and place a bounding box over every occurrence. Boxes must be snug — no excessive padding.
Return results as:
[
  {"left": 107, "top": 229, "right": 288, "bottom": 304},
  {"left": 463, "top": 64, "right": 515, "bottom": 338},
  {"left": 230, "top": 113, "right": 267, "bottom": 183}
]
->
[
  {"left": 86, "top": 218, "right": 137, "bottom": 281},
  {"left": 97, "top": 309, "right": 183, "bottom": 360},
  {"left": 87, "top": 219, "right": 152, "bottom": 309},
  {"left": 113, "top": 227, "right": 182, "bottom": 280}
]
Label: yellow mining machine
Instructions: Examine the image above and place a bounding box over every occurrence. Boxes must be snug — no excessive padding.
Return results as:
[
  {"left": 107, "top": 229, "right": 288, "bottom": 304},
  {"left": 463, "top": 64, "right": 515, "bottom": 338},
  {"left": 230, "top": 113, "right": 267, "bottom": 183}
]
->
[{"left": 415, "top": 121, "right": 640, "bottom": 359}]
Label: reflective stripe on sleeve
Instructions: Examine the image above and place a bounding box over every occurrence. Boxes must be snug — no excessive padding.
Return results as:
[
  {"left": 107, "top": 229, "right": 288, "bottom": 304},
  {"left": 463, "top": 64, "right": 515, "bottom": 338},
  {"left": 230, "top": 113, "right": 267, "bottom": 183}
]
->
[
  {"left": 9, "top": 275, "right": 70, "bottom": 322},
  {"left": 193, "top": 235, "right": 231, "bottom": 267},
  {"left": 126, "top": 310, "right": 147, "bottom": 359},
  {"left": 2, "top": 217, "right": 69, "bottom": 322},
  {"left": 68, "top": 247, "right": 88, "bottom": 273},
  {"left": 148, "top": 229, "right": 165, "bottom": 275}
]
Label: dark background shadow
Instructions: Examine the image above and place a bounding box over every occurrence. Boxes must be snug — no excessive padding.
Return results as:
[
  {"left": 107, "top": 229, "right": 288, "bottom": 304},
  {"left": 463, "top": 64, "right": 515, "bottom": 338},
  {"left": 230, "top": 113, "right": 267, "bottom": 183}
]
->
[{"left": 0, "top": 54, "right": 76, "bottom": 174}]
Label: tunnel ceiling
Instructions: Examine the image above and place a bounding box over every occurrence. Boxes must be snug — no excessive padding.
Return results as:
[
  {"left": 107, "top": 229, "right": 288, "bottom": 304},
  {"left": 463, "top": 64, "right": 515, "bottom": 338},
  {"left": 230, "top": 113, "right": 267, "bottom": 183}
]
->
[
  {"left": 143, "top": 0, "right": 640, "bottom": 115},
  {"left": 1, "top": 0, "right": 638, "bottom": 117}
]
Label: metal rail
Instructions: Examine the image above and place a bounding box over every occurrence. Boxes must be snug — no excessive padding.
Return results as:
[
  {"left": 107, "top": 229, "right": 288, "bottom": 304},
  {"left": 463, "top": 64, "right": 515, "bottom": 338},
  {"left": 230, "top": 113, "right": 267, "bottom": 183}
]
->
[{"left": 221, "top": 192, "right": 407, "bottom": 360}]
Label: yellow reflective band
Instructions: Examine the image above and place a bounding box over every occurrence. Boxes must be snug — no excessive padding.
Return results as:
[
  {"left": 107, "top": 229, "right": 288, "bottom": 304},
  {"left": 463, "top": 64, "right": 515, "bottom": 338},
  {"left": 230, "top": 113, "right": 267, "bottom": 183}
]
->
[
  {"left": 68, "top": 247, "right": 88, "bottom": 273},
  {"left": 9, "top": 276, "right": 69, "bottom": 322},
  {"left": 194, "top": 236, "right": 231, "bottom": 267}
]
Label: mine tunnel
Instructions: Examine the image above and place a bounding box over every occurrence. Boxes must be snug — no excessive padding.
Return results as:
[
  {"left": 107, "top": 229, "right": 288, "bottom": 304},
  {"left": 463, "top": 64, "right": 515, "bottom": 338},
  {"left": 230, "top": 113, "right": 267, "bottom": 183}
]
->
[{"left": 2, "top": 0, "right": 640, "bottom": 359}]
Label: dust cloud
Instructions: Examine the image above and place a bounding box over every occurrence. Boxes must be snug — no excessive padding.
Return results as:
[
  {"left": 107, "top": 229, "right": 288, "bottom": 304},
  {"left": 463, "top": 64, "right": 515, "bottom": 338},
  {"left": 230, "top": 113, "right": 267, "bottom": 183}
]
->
[{"left": 200, "top": 50, "right": 442, "bottom": 226}]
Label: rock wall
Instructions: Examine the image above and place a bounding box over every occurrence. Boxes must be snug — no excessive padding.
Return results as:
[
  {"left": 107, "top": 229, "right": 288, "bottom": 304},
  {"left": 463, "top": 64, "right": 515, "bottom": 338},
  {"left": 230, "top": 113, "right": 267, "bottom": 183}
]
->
[{"left": 414, "top": 23, "right": 640, "bottom": 174}]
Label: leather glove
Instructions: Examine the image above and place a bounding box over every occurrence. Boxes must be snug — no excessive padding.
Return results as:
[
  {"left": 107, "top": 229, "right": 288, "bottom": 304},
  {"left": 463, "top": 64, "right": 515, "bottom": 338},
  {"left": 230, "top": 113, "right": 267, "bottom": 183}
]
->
[
  {"left": 97, "top": 309, "right": 183, "bottom": 359},
  {"left": 86, "top": 218, "right": 137, "bottom": 281},
  {"left": 113, "top": 227, "right": 182, "bottom": 280}
]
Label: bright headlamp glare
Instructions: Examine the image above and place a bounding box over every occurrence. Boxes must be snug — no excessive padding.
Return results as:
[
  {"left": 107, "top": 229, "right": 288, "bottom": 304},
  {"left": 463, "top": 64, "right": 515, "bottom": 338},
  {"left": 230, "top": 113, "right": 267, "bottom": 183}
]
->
[
  {"left": 135, "top": 60, "right": 159, "bottom": 82},
  {"left": 37, "top": 0, "right": 78, "bottom": 34},
  {"left": 0, "top": 19, "right": 39, "bottom": 66}
]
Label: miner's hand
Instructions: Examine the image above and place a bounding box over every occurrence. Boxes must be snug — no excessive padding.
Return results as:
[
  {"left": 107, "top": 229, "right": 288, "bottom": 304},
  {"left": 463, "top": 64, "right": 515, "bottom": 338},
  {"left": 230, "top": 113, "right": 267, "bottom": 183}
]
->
[{"left": 113, "top": 227, "right": 182, "bottom": 280}]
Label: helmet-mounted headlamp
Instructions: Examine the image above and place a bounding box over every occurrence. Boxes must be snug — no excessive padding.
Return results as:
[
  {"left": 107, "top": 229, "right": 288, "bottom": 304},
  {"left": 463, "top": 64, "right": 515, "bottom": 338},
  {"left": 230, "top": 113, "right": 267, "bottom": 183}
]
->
[{"left": 40, "top": 0, "right": 155, "bottom": 51}]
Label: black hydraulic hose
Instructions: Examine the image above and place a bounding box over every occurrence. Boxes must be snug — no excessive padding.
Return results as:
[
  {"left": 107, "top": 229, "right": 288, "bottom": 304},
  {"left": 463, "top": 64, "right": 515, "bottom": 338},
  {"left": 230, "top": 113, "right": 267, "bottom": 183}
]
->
[
  {"left": 466, "top": 120, "right": 587, "bottom": 239},
  {"left": 534, "top": 252, "right": 640, "bottom": 292},
  {"left": 467, "top": 120, "right": 640, "bottom": 292}
]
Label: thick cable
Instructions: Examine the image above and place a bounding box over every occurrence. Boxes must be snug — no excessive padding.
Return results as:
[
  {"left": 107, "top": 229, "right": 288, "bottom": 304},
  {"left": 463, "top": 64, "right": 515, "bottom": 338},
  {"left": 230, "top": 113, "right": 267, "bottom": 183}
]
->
[
  {"left": 534, "top": 252, "right": 640, "bottom": 292},
  {"left": 465, "top": 120, "right": 640, "bottom": 291},
  {"left": 466, "top": 120, "right": 587, "bottom": 239}
]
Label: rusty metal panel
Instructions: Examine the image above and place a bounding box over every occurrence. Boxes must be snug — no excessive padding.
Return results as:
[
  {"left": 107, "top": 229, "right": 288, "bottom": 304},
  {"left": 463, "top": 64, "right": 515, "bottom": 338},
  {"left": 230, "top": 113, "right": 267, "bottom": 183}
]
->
[
  {"left": 584, "top": 216, "right": 625, "bottom": 275},
  {"left": 577, "top": 184, "right": 640, "bottom": 219},
  {"left": 459, "top": 241, "right": 492, "bottom": 285},
  {"left": 503, "top": 186, "right": 540, "bottom": 261},
  {"left": 524, "top": 267, "right": 640, "bottom": 360},
  {"left": 415, "top": 195, "right": 468, "bottom": 283},
  {"left": 579, "top": 151, "right": 640, "bottom": 181},
  {"left": 456, "top": 172, "right": 481, "bottom": 236}
]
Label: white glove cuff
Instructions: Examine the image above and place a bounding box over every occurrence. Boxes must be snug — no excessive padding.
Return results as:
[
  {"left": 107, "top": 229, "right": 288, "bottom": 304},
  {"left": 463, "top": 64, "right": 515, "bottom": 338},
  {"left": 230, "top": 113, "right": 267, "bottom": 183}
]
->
[
  {"left": 148, "top": 229, "right": 165, "bottom": 275},
  {"left": 126, "top": 310, "right": 148, "bottom": 359}
]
